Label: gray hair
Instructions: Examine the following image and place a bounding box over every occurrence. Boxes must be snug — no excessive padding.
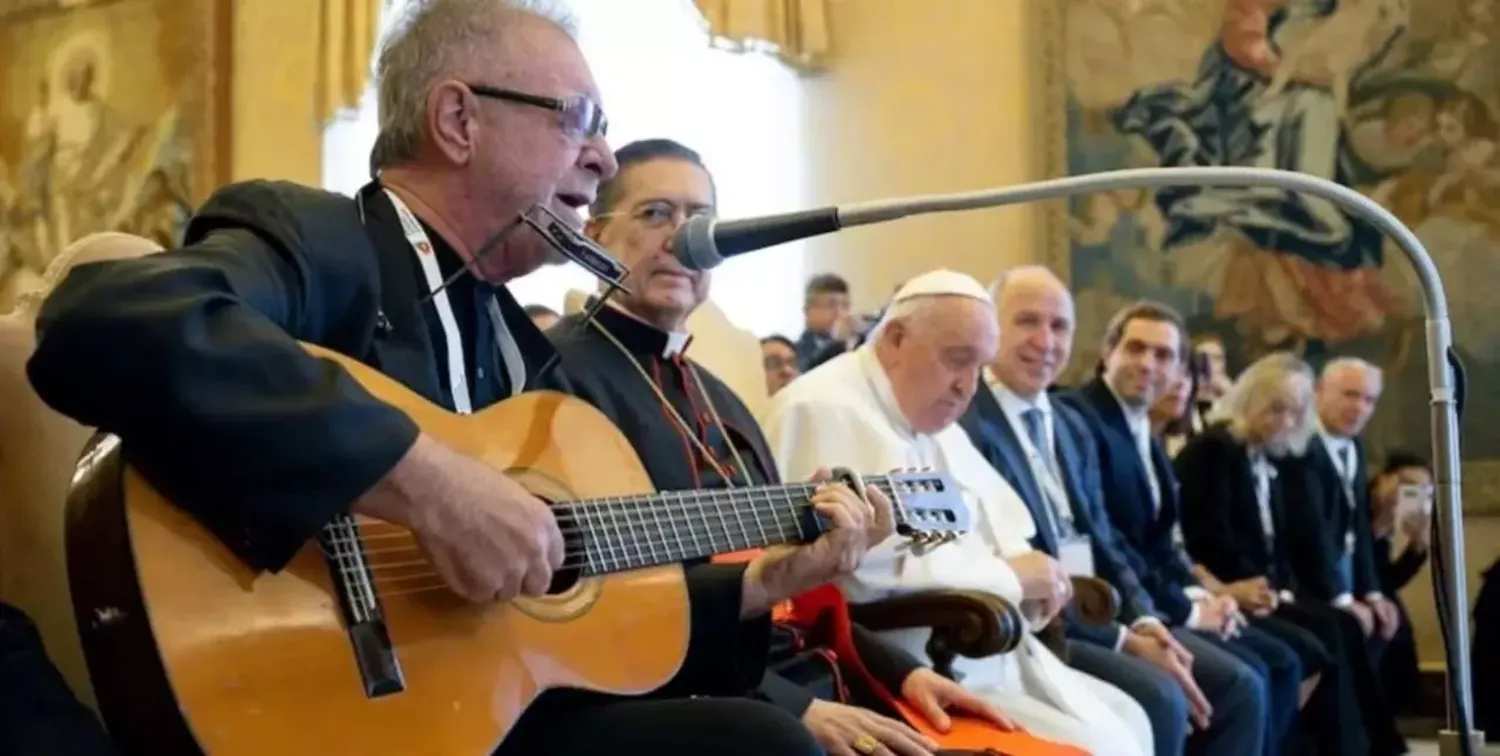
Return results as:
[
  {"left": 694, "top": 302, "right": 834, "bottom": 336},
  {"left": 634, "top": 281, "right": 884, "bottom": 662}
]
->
[
  {"left": 374, "top": 0, "right": 580, "bottom": 167},
  {"left": 1320, "top": 356, "right": 1383, "bottom": 385},
  {"left": 1209, "top": 351, "right": 1316, "bottom": 457},
  {"left": 986, "top": 264, "right": 1064, "bottom": 303}
]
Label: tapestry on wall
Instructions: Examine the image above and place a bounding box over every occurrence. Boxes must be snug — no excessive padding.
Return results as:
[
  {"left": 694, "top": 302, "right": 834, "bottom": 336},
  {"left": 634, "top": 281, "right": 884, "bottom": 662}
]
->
[
  {"left": 1036, "top": 0, "right": 1500, "bottom": 511},
  {"left": 0, "top": 0, "right": 229, "bottom": 313}
]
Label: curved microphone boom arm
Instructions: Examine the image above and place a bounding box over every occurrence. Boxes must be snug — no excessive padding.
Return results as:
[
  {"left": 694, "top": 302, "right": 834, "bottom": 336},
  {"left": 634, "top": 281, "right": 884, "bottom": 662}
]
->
[{"left": 683, "top": 166, "right": 1474, "bottom": 747}]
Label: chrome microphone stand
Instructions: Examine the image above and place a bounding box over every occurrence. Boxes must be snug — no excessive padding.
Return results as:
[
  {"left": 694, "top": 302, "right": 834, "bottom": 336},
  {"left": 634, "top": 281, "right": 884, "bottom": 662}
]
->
[{"left": 830, "top": 167, "right": 1479, "bottom": 754}]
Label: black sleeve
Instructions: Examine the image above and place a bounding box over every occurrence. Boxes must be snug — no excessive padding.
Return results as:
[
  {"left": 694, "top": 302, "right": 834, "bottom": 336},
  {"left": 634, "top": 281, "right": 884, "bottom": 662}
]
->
[
  {"left": 751, "top": 671, "right": 816, "bottom": 719},
  {"left": 1176, "top": 437, "right": 1259, "bottom": 582},
  {"left": 653, "top": 563, "right": 771, "bottom": 698},
  {"left": 1388, "top": 543, "right": 1429, "bottom": 591},
  {"left": 1352, "top": 498, "right": 1384, "bottom": 597},
  {"left": 27, "top": 225, "right": 418, "bottom": 574},
  {"left": 851, "top": 624, "right": 923, "bottom": 692},
  {"left": 1277, "top": 462, "right": 1344, "bottom": 602}
]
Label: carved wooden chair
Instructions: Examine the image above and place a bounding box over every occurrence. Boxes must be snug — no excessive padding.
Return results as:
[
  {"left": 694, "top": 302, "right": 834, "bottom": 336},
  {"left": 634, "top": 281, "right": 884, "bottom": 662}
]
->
[{"left": 851, "top": 578, "right": 1119, "bottom": 677}]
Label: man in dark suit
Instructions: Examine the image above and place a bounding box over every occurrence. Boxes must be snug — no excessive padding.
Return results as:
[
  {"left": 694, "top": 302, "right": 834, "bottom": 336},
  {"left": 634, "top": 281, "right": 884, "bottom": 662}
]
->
[
  {"left": 959, "top": 268, "right": 1268, "bottom": 756},
  {"left": 1057, "top": 301, "right": 1311, "bottom": 756},
  {"left": 1291, "top": 356, "right": 1407, "bottom": 754},
  {"left": 1305, "top": 358, "right": 1401, "bottom": 639},
  {"left": 22, "top": 3, "right": 871, "bottom": 754}
]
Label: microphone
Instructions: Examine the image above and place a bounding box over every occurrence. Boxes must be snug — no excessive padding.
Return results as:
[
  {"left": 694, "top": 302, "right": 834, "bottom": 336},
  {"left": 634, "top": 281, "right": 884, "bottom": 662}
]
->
[
  {"left": 675, "top": 166, "right": 1479, "bottom": 753},
  {"left": 673, "top": 207, "right": 842, "bottom": 271}
]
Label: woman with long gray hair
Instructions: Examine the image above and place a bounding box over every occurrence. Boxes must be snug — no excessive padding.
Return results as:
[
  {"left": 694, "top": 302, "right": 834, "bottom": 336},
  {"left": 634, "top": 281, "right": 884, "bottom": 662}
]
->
[{"left": 1174, "top": 351, "right": 1385, "bottom": 756}]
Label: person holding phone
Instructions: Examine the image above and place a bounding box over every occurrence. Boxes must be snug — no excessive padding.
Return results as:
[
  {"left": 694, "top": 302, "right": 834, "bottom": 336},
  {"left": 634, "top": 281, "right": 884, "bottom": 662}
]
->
[{"left": 1367, "top": 450, "right": 1434, "bottom": 714}]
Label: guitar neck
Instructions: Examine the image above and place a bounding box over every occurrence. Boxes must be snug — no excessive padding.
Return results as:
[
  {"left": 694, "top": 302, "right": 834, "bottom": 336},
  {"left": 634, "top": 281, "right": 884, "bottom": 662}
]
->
[{"left": 561, "top": 475, "right": 901, "bottom": 576}]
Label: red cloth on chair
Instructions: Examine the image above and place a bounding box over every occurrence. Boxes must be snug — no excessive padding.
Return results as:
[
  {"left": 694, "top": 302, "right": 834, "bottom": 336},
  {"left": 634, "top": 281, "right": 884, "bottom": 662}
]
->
[{"left": 713, "top": 553, "right": 1088, "bottom": 756}]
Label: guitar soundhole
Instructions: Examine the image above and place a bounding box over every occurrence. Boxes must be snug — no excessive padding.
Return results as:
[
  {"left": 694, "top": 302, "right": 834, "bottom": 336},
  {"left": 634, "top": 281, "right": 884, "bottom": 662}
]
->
[{"left": 546, "top": 499, "right": 585, "bottom": 595}]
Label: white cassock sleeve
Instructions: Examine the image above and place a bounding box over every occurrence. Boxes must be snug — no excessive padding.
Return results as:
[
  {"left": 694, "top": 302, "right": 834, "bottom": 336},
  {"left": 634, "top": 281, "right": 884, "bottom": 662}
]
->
[{"left": 762, "top": 395, "right": 1026, "bottom": 610}]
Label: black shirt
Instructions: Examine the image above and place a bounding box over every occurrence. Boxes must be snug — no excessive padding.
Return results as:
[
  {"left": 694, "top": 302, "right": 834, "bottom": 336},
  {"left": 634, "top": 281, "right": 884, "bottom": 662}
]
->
[
  {"left": 550, "top": 301, "right": 774, "bottom": 492},
  {"left": 360, "top": 183, "right": 558, "bottom": 407}
]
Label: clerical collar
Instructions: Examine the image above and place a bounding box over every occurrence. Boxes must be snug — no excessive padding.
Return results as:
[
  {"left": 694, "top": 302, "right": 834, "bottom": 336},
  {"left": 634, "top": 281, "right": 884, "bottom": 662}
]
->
[{"left": 588, "top": 297, "right": 693, "bottom": 359}]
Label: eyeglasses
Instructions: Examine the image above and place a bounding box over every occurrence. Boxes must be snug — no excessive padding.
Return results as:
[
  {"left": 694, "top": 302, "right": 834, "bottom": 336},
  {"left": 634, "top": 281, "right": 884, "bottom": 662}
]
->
[
  {"left": 595, "top": 200, "right": 714, "bottom": 230},
  {"left": 467, "top": 83, "right": 608, "bottom": 140}
]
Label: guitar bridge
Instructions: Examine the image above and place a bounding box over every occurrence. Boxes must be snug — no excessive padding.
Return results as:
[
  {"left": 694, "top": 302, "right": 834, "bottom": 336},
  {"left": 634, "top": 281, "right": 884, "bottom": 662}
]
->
[{"left": 321, "top": 516, "right": 405, "bottom": 698}]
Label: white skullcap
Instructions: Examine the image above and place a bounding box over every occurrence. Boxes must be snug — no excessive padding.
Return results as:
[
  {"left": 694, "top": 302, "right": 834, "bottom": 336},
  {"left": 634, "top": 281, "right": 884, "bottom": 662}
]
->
[
  {"left": 890, "top": 268, "right": 993, "bottom": 306},
  {"left": 867, "top": 269, "right": 993, "bottom": 341}
]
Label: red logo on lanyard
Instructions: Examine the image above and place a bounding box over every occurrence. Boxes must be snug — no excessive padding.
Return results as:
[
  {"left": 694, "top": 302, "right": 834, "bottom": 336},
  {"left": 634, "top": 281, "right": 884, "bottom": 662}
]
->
[{"left": 416, "top": 241, "right": 433, "bottom": 256}]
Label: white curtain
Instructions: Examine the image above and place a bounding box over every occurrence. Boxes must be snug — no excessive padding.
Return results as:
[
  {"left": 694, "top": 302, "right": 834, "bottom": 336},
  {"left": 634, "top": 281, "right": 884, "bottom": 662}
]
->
[{"left": 322, "top": 0, "right": 808, "bottom": 338}]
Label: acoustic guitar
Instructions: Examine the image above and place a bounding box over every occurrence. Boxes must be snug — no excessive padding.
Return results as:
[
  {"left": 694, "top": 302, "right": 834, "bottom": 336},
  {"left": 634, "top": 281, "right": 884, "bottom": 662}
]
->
[{"left": 65, "top": 344, "right": 970, "bottom": 755}]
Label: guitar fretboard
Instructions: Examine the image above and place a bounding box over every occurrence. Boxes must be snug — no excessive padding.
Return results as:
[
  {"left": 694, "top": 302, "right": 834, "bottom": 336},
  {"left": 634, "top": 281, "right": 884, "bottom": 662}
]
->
[{"left": 561, "top": 476, "right": 901, "bottom": 576}]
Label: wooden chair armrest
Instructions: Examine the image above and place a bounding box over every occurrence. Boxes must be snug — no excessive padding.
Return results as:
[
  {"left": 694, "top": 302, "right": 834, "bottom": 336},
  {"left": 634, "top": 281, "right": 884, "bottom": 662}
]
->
[
  {"left": 849, "top": 590, "right": 1024, "bottom": 678},
  {"left": 1070, "top": 576, "right": 1120, "bottom": 624},
  {"left": 1036, "top": 576, "right": 1120, "bottom": 662}
]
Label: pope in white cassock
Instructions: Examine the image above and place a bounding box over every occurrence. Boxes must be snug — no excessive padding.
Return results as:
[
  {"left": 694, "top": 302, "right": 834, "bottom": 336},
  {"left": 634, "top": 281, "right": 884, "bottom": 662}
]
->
[{"left": 763, "top": 269, "right": 1154, "bottom": 756}]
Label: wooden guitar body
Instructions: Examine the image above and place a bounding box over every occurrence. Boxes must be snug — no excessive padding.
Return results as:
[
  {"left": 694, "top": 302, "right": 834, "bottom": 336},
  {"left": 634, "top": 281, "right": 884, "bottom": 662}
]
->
[{"left": 68, "top": 347, "right": 690, "bottom": 755}]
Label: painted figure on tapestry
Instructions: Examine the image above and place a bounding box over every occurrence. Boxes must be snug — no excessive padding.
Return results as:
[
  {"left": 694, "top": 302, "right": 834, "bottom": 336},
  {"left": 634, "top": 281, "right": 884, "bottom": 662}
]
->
[
  {"left": 1061, "top": 0, "right": 1500, "bottom": 467},
  {"left": 0, "top": 2, "right": 208, "bottom": 313}
]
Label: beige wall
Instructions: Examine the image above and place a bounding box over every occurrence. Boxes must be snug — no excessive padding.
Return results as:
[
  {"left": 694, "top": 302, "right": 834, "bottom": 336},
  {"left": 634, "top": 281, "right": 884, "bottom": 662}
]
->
[
  {"left": 230, "top": 0, "right": 326, "bottom": 185},
  {"left": 1400, "top": 516, "right": 1500, "bottom": 670},
  {"left": 802, "top": 0, "right": 1043, "bottom": 312}
]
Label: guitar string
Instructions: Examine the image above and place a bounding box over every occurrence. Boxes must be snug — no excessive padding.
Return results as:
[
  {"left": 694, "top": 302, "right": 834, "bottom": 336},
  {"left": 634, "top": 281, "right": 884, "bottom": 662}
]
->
[
  {"left": 331, "top": 477, "right": 904, "bottom": 544},
  {"left": 321, "top": 481, "right": 915, "bottom": 579},
  {"left": 323, "top": 474, "right": 932, "bottom": 588},
  {"left": 324, "top": 314, "right": 924, "bottom": 598},
  {"left": 344, "top": 484, "right": 880, "bottom": 598}
]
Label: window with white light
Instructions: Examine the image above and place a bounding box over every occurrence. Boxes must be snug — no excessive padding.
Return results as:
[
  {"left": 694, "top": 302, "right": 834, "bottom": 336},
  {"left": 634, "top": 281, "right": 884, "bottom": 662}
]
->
[{"left": 321, "top": 0, "right": 808, "bottom": 337}]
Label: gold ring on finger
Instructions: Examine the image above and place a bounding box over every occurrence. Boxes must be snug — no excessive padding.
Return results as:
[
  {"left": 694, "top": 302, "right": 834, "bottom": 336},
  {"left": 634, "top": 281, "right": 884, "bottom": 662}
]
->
[{"left": 852, "top": 732, "right": 880, "bottom": 755}]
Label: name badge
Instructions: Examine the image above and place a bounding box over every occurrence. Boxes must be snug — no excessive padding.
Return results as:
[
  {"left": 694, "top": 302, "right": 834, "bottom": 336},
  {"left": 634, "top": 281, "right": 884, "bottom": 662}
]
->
[{"left": 1059, "top": 535, "right": 1095, "bottom": 578}]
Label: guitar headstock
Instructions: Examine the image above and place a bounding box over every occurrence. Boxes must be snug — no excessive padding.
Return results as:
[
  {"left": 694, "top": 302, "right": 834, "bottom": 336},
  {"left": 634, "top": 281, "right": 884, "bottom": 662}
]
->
[{"left": 882, "top": 467, "right": 969, "bottom": 553}]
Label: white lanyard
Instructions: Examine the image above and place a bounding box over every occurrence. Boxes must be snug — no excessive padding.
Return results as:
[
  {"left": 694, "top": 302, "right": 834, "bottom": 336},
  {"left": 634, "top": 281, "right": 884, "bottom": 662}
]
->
[
  {"left": 1331, "top": 441, "right": 1358, "bottom": 511},
  {"left": 384, "top": 189, "right": 525, "bottom": 413},
  {"left": 1017, "top": 417, "right": 1076, "bottom": 530}
]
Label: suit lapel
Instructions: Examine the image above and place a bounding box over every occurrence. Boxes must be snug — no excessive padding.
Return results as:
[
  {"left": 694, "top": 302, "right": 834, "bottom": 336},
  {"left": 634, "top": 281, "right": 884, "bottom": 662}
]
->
[
  {"left": 1083, "top": 379, "right": 1157, "bottom": 519},
  {"left": 1052, "top": 413, "right": 1089, "bottom": 520},
  {"left": 360, "top": 187, "right": 445, "bottom": 405},
  {"left": 1148, "top": 439, "right": 1180, "bottom": 529},
  {"left": 1351, "top": 441, "right": 1370, "bottom": 509},
  {"left": 970, "top": 387, "right": 1056, "bottom": 553},
  {"left": 1307, "top": 436, "right": 1353, "bottom": 530}
]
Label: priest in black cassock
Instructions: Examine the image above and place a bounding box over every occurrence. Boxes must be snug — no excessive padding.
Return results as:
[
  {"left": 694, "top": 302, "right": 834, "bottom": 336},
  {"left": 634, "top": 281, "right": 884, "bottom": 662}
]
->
[{"left": 548, "top": 138, "right": 1026, "bottom": 756}]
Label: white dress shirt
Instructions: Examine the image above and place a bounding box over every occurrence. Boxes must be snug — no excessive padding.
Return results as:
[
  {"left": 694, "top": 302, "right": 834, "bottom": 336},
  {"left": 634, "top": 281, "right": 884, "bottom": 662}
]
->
[
  {"left": 984, "top": 371, "right": 1076, "bottom": 540},
  {"left": 1249, "top": 449, "right": 1298, "bottom": 605}
]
